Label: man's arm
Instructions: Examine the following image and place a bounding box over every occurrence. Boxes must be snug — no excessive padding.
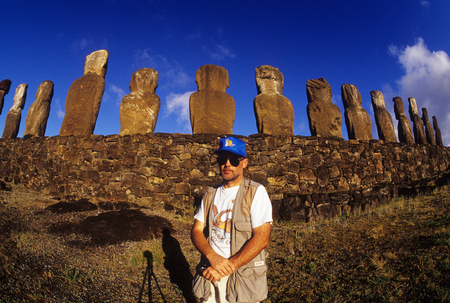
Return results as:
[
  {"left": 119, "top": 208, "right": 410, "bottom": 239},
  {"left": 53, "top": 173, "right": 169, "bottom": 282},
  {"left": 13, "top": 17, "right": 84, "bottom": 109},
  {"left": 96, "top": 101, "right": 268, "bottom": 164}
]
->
[
  {"left": 229, "top": 222, "right": 271, "bottom": 269},
  {"left": 190, "top": 219, "right": 235, "bottom": 277}
]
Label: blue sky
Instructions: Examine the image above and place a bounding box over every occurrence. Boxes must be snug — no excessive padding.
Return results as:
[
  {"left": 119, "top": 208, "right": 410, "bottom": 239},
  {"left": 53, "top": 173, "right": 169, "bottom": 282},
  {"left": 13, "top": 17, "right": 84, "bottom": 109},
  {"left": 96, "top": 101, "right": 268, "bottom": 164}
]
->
[{"left": 2, "top": 0, "right": 450, "bottom": 145}]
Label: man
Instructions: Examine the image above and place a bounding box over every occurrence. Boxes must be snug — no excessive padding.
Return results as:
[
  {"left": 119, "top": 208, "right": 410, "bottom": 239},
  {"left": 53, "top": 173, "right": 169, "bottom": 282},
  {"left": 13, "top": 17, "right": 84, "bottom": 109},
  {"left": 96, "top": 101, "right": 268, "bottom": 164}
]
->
[{"left": 191, "top": 137, "right": 272, "bottom": 303}]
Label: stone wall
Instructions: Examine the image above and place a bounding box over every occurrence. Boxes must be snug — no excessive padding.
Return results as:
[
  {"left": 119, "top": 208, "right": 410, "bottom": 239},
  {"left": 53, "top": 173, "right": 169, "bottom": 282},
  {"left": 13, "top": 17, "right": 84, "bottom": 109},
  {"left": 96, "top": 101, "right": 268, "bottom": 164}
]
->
[{"left": 1, "top": 133, "right": 449, "bottom": 222}]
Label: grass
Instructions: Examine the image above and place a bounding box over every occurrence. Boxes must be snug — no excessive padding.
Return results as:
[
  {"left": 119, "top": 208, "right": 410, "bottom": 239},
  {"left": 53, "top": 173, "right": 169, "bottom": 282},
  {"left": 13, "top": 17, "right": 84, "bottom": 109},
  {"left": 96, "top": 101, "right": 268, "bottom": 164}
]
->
[
  {"left": 267, "top": 188, "right": 450, "bottom": 302},
  {"left": 0, "top": 181, "right": 449, "bottom": 302}
]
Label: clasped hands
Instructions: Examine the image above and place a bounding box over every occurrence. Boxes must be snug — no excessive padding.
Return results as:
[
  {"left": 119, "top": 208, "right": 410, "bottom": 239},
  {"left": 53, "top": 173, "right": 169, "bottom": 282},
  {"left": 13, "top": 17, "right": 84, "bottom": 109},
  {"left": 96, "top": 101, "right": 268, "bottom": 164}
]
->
[{"left": 202, "top": 254, "right": 235, "bottom": 283}]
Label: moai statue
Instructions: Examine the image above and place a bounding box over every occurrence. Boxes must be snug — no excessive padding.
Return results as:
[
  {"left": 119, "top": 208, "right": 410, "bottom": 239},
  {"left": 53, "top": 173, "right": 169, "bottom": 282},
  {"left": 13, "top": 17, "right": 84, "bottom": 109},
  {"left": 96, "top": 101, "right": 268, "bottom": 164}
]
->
[
  {"left": 408, "top": 97, "right": 427, "bottom": 144},
  {"left": 393, "top": 96, "right": 414, "bottom": 144},
  {"left": 370, "top": 91, "right": 397, "bottom": 143},
  {"left": 432, "top": 116, "right": 444, "bottom": 147},
  {"left": 2, "top": 84, "right": 28, "bottom": 139},
  {"left": 189, "top": 64, "right": 235, "bottom": 134},
  {"left": 253, "top": 65, "right": 294, "bottom": 135},
  {"left": 421, "top": 108, "right": 436, "bottom": 146},
  {"left": 120, "top": 68, "right": 160, "bottom": 135},
  {"left": 306, "top": 78, "right": 343, "bottom": 138},
  {"left": 59, "top": 49, "right": 109, "bottom": 136},
  {"left": 341, "top": 84, "right": 373, "bottom": 140},
  {"left": 24, "top": 81, "right": 54, "bottom": 137},
  {"left": 0, "top": 79, "right": 12, "bottom": 115}
]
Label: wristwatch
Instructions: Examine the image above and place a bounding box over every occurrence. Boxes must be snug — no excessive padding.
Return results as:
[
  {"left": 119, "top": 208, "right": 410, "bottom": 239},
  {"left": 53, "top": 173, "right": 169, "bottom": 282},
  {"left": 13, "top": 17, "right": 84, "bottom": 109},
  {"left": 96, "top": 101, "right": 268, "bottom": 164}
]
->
[{"left": 197, "top": 266, "right": 208, "bottom": 275}]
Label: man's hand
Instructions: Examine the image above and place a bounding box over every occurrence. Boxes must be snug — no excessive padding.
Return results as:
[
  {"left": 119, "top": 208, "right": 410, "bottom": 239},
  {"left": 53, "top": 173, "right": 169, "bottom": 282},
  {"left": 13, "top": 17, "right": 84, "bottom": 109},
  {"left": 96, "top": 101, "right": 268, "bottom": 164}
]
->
[
  {"left": 202, "top": 267, "right": 222, "bottom": 283},
  {"left": 191, "top": 219, "right": 236, "bottom": 276},
  {"left": 208, "top": 254, "right": 235, "bottom": 277}
]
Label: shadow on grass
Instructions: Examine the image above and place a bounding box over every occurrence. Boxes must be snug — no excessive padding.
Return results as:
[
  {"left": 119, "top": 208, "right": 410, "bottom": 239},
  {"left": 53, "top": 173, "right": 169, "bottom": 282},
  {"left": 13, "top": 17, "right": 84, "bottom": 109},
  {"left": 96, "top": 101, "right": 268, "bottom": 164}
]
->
[
  {"left": 138, "top": 250, "right": 167, "bottom": 303},
  {"left": 162, "top": 228, "right": 197, "bottom": 303},
  {"left": 47, "top": 201, "right": 173, "bottom": 246},
  {"left": 46, "top": 199, "right": 197, "bottom": 302},
  {"left": 45, "top": 199, "right": 98, "bottom": 213}
]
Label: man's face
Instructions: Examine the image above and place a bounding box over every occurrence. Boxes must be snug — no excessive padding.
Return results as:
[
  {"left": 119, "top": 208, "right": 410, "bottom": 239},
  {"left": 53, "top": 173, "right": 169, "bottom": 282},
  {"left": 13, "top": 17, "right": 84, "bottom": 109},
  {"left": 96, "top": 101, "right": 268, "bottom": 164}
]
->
[{"left": 217, "top": 151, "right": 248, "bottom": 187}]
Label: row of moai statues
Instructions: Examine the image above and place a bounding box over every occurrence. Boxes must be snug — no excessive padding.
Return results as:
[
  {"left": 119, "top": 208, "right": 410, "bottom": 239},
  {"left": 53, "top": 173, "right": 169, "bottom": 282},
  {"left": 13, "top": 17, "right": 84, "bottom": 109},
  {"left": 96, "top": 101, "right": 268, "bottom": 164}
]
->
[
  {"left": 306, "top": 77, "right": 444, "bottom": 146},
  {"left": 1, "top": 79, "right": 54, "bottom": 139},
  {"left": 0, "top": 50, "right": 445, "bottom": 147},
  {"left": 123, "top": 64, "right": 444, "bottom": 146},
  {"left": 0, "top": 50, "right": 108, "bottom": 139}
]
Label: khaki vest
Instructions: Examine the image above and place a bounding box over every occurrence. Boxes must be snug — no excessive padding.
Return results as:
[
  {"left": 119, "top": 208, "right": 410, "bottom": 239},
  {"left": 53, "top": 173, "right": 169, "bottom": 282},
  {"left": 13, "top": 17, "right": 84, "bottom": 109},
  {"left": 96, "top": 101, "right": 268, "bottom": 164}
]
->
[{"left": 193, "top": 179, "right": 268, "bottom": 303}]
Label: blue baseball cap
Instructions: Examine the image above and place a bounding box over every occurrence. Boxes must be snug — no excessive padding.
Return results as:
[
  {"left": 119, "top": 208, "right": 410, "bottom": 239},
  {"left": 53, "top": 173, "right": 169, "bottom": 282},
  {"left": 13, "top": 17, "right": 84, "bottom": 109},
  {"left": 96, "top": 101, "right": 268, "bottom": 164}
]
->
[{"left": 214, "top": 137, "right": 247, "bottom": 158}]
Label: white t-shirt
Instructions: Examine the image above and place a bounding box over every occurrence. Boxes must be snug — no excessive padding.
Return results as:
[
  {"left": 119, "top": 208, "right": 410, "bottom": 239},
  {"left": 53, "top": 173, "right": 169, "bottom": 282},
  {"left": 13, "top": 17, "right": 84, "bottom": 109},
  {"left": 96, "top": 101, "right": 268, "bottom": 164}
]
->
[{"left": 194, "top": 184, "right": 272, "bottom": 258}]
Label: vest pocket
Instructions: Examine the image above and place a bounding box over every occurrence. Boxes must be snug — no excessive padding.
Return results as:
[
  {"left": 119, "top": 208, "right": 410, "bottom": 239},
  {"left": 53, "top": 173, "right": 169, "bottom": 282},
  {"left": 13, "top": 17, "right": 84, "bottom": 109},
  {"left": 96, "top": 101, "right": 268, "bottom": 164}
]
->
[
  {"left": 234, "top": 222, "right": 252, "bottom": 249},
  {"left": 227, "top": 263, "right": 268, "bottom": 303},
  {"left": 192, "top": 272, "right": 212, "bottom": 301}
]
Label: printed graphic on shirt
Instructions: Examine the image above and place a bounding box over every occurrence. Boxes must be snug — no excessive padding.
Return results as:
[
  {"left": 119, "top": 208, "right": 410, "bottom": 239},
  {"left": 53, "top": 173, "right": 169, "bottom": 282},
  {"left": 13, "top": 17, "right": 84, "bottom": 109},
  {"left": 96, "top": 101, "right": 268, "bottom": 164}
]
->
[{"left": 211, "top": 199, "right": 234, "bottom": 252}]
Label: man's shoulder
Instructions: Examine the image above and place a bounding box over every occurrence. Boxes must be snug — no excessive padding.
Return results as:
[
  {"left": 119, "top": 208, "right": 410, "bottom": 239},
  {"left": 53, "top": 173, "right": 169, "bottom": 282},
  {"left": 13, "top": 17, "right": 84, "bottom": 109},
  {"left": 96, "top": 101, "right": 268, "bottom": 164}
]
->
[
  {"left": 243, "top": 178, "right": 263, "bottom": 189},
  {"left": 206, "top": 183, "right": 222, "bottom": 192}
]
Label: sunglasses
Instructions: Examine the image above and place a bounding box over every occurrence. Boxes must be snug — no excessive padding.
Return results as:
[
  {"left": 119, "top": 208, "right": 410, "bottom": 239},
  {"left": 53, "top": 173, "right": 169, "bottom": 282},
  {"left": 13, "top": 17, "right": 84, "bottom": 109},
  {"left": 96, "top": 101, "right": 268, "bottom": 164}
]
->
[{"left": 217, "top": 155, "right": 244, "bottom": 167}]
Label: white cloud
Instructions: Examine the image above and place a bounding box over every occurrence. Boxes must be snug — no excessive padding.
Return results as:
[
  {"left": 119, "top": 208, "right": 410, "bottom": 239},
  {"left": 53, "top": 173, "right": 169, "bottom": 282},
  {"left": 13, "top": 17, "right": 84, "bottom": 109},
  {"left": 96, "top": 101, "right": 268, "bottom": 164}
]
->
[
  {"left": 54, "top": 98, "right": 65, "bottom": 119},
  {"left": 202, "top": 28, "right": 236, "bottom": 60},
  {"left": 133, "top": 49, "right": 193, "bottom": 90},
  {"left": 186, "top": 32, "right": 201, "bottom": 40},
  {"left": 70, "top": 38, "right": 93, "bottom": 52},
  {"left": 216, "top": 44, "right": 236, "bottom": 59},
  {"left": 104, "top": 84, "right": 126, "bottom": 107},
  {"left": 420, "top": 1, "right": 430, "bottom": 8},
  {"left": 204, "top": 44, "right": 236, "bottom": 61},
  {"left": 295, "top": 120, "right": 308, "bottom": 135},
  {"left": 387, "top": 38, "right": 450, "bottom": 145},
  {"left": 164, "top": 91, "right": 194, "bottom": 132}
]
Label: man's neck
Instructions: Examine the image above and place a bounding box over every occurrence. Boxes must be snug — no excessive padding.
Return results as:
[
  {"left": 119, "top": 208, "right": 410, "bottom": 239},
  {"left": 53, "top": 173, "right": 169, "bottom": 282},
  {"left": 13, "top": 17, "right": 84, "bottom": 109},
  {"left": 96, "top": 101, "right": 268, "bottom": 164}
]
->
[{"left": 222, "top": 177, "right": 243, "bottom": 189}]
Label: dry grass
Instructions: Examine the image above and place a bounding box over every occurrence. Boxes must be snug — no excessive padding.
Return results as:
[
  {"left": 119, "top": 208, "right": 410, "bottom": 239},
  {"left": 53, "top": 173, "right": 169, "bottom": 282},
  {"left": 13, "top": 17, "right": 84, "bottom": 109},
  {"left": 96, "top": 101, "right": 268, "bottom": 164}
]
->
[
  {"left": 267, "top": 186, "right": 450, "bottom": 302},
  {"left": 0, "top": 181, "right": 449, "bottom": 302}
]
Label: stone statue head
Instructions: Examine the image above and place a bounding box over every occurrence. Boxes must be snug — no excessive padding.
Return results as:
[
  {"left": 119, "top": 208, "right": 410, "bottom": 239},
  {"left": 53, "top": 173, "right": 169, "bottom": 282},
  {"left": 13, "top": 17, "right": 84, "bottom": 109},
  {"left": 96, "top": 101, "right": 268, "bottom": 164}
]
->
[
  {"left": 255, "top": 65, "right": 283, "bottom": 95},
  {"left": 370, "top": 90, "right": 385, "bottom": 110},
  {"left": 129, "top": 68, "right": 158, "bottom": 93},
  {"left": 0, "top": 79, "right": 12, "bottom": 94},
  {"left": 422, "top": 107, "right": 430, "bottom": 122},
  {"left": 341, "top": 84, "right": 362, "bottom": 108},
  {"left": 195, "top": 64, "right": 229, "bottom": 92},
  {"left": 84, "top": 49, "right": 109, "bottom": 79},
  {"left": 432, "top": 116, "right": 439, "bottom": 128},
  {"left": 408, "top": 97, "right": 419, "bottom": 116},
  {"left": 36, "top": 81, "right": 54, "bottom": 102},
  {"left": 306, "top": 78, "right": 333, "bottom": 104},
  {"left": 12, "top": 84, "right": 28, "bottom": 110},
  {"left": 393, "top": 97, "right": 405, "bottom": 119}
]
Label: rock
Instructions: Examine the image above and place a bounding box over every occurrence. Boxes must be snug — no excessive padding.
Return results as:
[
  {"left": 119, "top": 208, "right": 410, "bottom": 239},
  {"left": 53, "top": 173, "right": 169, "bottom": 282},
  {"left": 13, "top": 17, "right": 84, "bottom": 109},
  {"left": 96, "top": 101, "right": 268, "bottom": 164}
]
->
[
  {"left": 393, "top": 96, "right": 414, "bottom": 144},
  {"left": 421, "top": 108, "right": 436, "bottom": 146},
  {"left": 59, "top": 50, "right": 108, "bottom": 136},
  {"left": 306, "top": 78, "right": 343, "bottom": 138},
  {"left": 432, "top": 116, "right": 444, "bottom": 147},
  {"left": 2, "top": 84, "right": 28, "bottom": 139},
  {"left": 341, "top": 84, "right": 372, "bottom": 140},
  {"left": 120, "top": 68, "right": 160, "bottom": 135},
  {"left": 253, "top": 65, "right": 294, "bottom": 135},
  {"left": 370, "top": 90, "right": 397, "bottom": 143},
  {"left": 408, "top": 97, "right": 427, "bottom": 144},
  {"left": 24, "top": 81, "right": 54, "bottom": 137},
  {"left": 189, "top": 64, "right": 235, "bottom": 134},
  {"left": 0, "top": 79, "right": 12, "bottom": 115}
]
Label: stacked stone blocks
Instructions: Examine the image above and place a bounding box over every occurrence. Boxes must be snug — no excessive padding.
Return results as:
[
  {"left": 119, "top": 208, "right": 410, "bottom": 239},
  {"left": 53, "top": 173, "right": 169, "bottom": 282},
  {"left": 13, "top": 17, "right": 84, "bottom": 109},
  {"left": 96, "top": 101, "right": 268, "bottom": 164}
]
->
[{"left": 0, "top": 133, "right": 448, "bottom": 222}]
